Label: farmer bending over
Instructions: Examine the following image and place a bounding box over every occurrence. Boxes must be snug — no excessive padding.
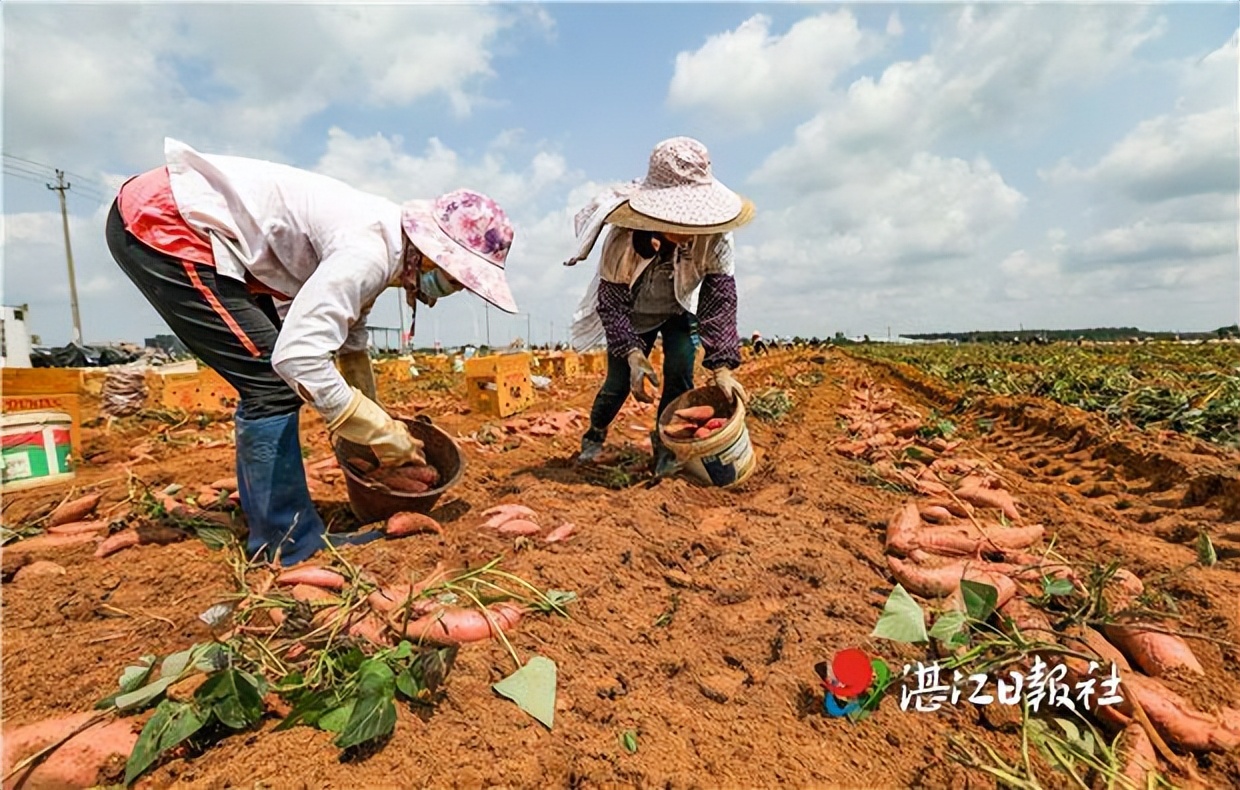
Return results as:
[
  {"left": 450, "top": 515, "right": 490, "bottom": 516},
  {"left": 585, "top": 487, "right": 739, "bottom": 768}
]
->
[
  {"left": 106, "top": 138, "right": 519, "bottom": 565},
  {"left": 564, "top": 137, "right": 753, "bottom": 476}
]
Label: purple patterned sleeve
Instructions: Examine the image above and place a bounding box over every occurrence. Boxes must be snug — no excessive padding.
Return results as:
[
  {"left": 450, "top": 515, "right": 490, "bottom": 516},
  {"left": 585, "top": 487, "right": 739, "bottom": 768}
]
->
[
  {"left": 597, "top": 279, "right": 640, "bottom": 358},
  {"left": 697, "top": 273, "right": 741, "bottom": 370}
]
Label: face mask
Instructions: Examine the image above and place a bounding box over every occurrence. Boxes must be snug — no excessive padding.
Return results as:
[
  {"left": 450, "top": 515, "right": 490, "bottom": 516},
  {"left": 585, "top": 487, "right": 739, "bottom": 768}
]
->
[{"left": 418, "top": 267, "right": 462, "bottom": 305}]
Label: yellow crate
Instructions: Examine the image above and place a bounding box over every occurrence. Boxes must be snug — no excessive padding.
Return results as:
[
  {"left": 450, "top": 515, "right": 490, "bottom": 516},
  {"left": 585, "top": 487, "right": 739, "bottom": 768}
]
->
[
  {"left": 159, "top": 368, "right": 238, "bottom": 415},
  {"left": 543, "top": 352, "right": 580, "bottom": 380},
  {"left": 579, "top": 350, "right": 608, "bottom": 374},
  {"left": 465, "top": 354, "right": 534, "bottom": 417}
]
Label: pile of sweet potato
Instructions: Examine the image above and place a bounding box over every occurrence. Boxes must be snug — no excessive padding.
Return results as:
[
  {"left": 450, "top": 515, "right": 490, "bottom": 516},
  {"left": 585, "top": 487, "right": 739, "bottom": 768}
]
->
[
  {"left": 346, "top": 457, "right": 441, "bottom": 494},
  {"left": 663, "top": 405, "right": 728, "bottom": 441},
  {"left": 843, "top": 380, "right": 1240, "bottom": 781}
]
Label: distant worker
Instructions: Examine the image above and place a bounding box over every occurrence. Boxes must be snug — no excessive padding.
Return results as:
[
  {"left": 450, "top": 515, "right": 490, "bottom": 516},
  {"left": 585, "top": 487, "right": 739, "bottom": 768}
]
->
[
  {"left": 564, "top": 136, "right": 753, "bottom": 475},
  {"left": 106, "top": 138, "right": 519, "bottom": 566}
]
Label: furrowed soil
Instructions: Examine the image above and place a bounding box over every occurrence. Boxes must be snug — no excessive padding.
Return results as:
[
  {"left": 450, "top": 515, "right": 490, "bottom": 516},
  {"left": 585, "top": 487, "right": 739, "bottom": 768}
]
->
[{"left": 3, "top": 348, "right": 1238, "bottom": 789}]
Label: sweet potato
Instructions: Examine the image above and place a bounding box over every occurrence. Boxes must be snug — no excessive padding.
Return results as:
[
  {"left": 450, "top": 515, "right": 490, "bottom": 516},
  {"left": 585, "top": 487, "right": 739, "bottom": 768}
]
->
[
  {"left": 885, "top": 502, "right": 922, "bottom": 555},
  {"left": 347, "top": 613, "right": 390, "bottom": 645},
  {"left": 916, "top": 523, "right": 1045, "bottom": 557},
  {"left": 673, "top": 405, "right": 715, "bottom": 423},
  {"left": 481, "top": 505, "right": 539, "bottom": 529},
  {"left": 954, "top": 485, "right": 1020, "bottom": 521},
  {"left": 275, "top": 567, "right": 347, "bottom": 590},
  {"left": 12, "top": 560, "right": 67, "bottom": 582},
  {"left": 404, "top": 602, "right": 524, "bottom": 645},
  {"left": 1061, "top": 625, "right": 1132, "bottom": 672},
  {"left": 46, "top": 520, "right": 109, "bottom": 536},
  {"left": 1103, "top": 622, "right": 1205, "bottom": 677},
  {"left": 1117, "top": 672, "right": 1240, "bottom": 752},
  {"left": 47, "top": 493, "right": 101, "bottom": 527},
  {"left": 9, "top": 533, "right": 98, "bottom": 555},
  {"left": 210, "top": 477, "right": 238, "bottom": 492},
  {"left": 703, "top": 418, "right": 727, "bottom": 430},
  {"left": 920, "top": 497, "right": 975, "bottom": 518},
  {"left": 157, "top": 493, "right": 189, "bottom": 518},
  {"left": 367, "top": 562, "right": 448, "bottom": 615},
  {"left": 481, "top": 503, "right": 539, "bottom": 520},
  {"left": 543, "top": 522, "right": 577, "bottom": 544},
  {"left": 94, "top": 530, "right": 140, "bottom": 558},
  {"left": 1116, "top": 723, "right": 1158, "bottom": 788},
  {"left": 663, "top": 422, "right": 698, "bottom": 440},
  {"left": 382, "top": 476, "right": 429, "bottom": 494},
  {"left": 385, "top": 512, "right": 443, "bottom": 537},
  {"left": 1, "top": 712, "right": 138, "bottom": 790},
  {"left": 694, "top": 427, "right": 714, "bottom": 439},
  {"left": 497, "top": 518, "right": 542, "bottom": 536},
  {"left": 347, "top": 456, "right": 378, "bottom": 475},
  {"left": 918, "top": 505, "right": 955, "bottom": 524},
  {"left": 291, "top": 584, "right": 337, "bottom": 603},
  {"left": 887, "top": 554, "right": 1017, "bottom": 610}
]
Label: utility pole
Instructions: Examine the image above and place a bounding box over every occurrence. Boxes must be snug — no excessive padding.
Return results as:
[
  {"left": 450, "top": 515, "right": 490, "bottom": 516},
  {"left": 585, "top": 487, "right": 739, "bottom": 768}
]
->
[
  {"left": 396, "top": 288, "right": 405, "bottom": 353},
  {"left": 526, "top": 313, "right": 531, "bottom": 348},
  {"left": 485, "top": 302, "right": 491, "bottom": 347},
  {"left": 549, "top": 320, "right": 554, "bottom": 348},
  {"left": 47, "top": 170, "right": 82, "bottom": 344}
]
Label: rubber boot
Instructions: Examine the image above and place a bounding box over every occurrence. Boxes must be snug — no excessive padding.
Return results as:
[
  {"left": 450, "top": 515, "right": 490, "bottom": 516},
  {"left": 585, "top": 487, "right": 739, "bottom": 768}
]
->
[
  {"left": 650, "top": 430, "right": 679, "bottom": 478},
  {"left": 577, "top": 426, "right": 606, "bottom": 464},
  {"left": 234, "top": 410, "right": 328, "bottom": 566}
]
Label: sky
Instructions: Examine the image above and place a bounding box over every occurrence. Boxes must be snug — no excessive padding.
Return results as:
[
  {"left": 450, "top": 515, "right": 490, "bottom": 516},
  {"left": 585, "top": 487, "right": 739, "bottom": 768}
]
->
[{"left": 2, "top": 1, "right": 1237, "bottom": 350}]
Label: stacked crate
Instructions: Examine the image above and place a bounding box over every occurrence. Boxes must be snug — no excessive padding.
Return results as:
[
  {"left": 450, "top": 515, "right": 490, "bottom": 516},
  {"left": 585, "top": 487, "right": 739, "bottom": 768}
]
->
[{"left": 464, "top": 353, "right": 534, "bottom": 417}]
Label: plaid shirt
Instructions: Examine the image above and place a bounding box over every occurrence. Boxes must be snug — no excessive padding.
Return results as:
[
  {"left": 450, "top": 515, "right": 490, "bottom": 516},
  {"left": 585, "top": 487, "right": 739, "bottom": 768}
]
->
[{"left": 594, "top": 228, "right": 740, "bottom": 370}]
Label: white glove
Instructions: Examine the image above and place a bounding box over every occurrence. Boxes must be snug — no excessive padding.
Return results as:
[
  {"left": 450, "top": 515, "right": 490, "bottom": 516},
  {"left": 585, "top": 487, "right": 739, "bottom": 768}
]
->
[{"left": 712, "top": 368, "right": 747, "bottom": 404}]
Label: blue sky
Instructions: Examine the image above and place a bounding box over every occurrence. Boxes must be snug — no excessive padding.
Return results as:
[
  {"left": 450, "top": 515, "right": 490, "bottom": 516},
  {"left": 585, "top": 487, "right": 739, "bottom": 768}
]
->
[{"left": 3, "top": 2, "right": 1237, "bottom": 349}]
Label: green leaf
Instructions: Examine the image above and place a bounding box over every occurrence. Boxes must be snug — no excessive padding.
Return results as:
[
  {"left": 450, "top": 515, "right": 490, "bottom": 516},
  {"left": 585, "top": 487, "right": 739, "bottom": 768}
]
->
[
  {"left": 97, "top": 655, "right": 157, "bottom": 709},
  {"left": 334, "top": 660, "right": 397, "bottom": 750},
  {"left": 928, "top": 610, "right": 968, "bottom": 644},
  {"left": 1197, "top": 530, "right": 1217, "bottom": 567},
  {"left": 159, "top": 645, "right": 203, "bottom": 679},
  {"left": 395, "top": 669, "right": 420, "bottom": 700},
  {"left": 492, "top": 655, "right": 558, "bottom": 729},
  {"left": 1041, "top": 576, "right": 1075, "bottom": 597},
  {"left": 274, "top": 688, "right": 338, "bottom": 731},
  {"left": 621, "top": 730, "right": 638, "bottom": 753},
  {"left": 317, "top": 701, "right": 356, "bottom": 733},
  {"left": 114, "top": 675, "right": 180, "bottom": 712},
  {"left": 194, "top": 527, "right": 234, "bottom": 551},
  {"left": 959, "top": 580, "right": 999, "bottom": 622},
  {"left": 124, "top": 699, "right": 208, "bottom": 785},
  {"left": 194, "top": 669, "right": 264, "bottom": 730},
  {"left": 871, "top": 584, "right": 928, "bottom": 644},
  {"left": 392, "top": 641, "right": 413, "bottom": 660}
]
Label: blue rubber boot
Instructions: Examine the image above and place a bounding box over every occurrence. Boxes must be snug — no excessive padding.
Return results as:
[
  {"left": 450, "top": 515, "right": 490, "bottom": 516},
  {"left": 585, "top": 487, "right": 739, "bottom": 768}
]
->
[{"left": 234, "top": 409, "right": 327, "bottom": 566}]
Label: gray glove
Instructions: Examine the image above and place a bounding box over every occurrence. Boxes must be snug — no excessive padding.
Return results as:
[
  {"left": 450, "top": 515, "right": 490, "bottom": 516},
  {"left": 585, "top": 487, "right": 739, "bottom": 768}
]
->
[{"left": 627, "top": 349, "right": 659, "bottom": 403}]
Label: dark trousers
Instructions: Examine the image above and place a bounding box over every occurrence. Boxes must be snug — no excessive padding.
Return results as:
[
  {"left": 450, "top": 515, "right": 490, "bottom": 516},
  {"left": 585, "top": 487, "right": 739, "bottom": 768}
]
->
[
  {"left": 586, "top": 312, "right": 696, "bottom": 442},
  {"left": 105, "top": 201, "right": 303, "bottom": 420}
]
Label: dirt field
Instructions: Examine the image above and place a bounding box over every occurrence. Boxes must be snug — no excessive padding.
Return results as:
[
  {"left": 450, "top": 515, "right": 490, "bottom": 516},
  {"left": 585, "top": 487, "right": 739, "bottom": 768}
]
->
[{"left": 3, "top": 348, "right": 1238, "bottom": 789}]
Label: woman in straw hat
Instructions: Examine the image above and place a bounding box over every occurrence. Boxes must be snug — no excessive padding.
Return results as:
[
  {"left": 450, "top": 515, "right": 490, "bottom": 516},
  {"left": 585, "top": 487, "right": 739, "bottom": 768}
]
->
[
  {"left": 106, "top": 138, "right": 519, "bottom": 565},
  {"left": 564, "top": 136, "right": 754, "bottom": 475}
]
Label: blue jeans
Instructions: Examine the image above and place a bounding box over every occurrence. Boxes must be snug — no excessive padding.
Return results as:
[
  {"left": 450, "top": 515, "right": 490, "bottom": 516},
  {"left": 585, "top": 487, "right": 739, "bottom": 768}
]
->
[{"left": 586, "top": 312, "right": 696, "bottom": 442}]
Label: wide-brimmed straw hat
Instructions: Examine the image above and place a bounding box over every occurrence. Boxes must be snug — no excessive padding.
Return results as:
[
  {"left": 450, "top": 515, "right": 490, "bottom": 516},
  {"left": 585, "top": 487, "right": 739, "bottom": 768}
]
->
[
  {"left": 401, "top": 189, "right": 518, "bottom": 313},
  {"left": 604, "top": 137, "right": 755, "bottom": 235}
]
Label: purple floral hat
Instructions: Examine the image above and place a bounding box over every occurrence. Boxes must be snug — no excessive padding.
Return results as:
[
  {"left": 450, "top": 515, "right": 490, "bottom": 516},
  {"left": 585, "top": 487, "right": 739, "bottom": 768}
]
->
[{"left": 401, "top": 189, "right": 518, "bottom": 313}]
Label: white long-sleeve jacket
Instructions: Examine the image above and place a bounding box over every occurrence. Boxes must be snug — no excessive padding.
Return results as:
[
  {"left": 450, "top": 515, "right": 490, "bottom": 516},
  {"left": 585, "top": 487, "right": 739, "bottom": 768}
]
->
[{"left": 163, "top": 138, "right": 403, "bottom": 422}]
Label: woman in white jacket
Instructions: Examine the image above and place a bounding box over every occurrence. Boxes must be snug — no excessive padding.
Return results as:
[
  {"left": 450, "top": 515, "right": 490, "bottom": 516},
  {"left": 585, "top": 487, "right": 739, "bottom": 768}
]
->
[{"left": 106, "top": 138, "right": 519, "bottom": 565}]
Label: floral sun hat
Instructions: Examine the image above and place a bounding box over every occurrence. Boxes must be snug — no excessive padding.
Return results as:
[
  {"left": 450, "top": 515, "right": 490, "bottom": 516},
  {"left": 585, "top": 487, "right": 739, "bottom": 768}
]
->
[
  {"left": 401, "top": 189, "right": 518, "bottom": 313},
  {"left": 604, "top": 137, "right": 755, "bottom": 235}
]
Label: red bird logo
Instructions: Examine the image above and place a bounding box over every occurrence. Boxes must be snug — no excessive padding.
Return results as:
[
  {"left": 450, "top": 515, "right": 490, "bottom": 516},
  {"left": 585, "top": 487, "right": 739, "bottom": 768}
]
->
[{"left": 816, "top": 648, "right": 875, "bottom": 699}]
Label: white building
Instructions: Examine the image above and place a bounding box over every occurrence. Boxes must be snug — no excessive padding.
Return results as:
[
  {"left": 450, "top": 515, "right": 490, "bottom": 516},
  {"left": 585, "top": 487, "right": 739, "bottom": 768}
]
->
[{"left": 1, "top": 305, "right": 34, "bottom": 367}]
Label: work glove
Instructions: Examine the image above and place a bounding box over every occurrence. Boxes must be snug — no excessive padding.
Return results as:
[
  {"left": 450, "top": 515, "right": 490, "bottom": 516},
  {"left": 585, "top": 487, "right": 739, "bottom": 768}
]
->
[
  {"left": 712, "top": 367, "right": 748, "bottom": 404},
  {"left": 627, "top": 349, "right": 659, "bottom": 404},
  {"left": 327, "top": 388, "right": 426, "bottom": 467},
  {"left": 337, "top": 349, "right": 378, "bottom": 402}
]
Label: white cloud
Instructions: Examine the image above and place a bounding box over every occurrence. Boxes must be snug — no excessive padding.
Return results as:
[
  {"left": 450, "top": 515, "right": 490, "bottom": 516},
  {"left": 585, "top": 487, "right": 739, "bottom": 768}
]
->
[
  {"left": 1043, "top": 107, "right": 1238, "bottom": 202},
  {"left": 886, "top": 12, "right": 904, "bottom": 38},
  {"left": 667, "top": 11, "right": 885, "bottom": 131},
  {"left": 3, "top": 4, "right": 519, "bottom": 174}
]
